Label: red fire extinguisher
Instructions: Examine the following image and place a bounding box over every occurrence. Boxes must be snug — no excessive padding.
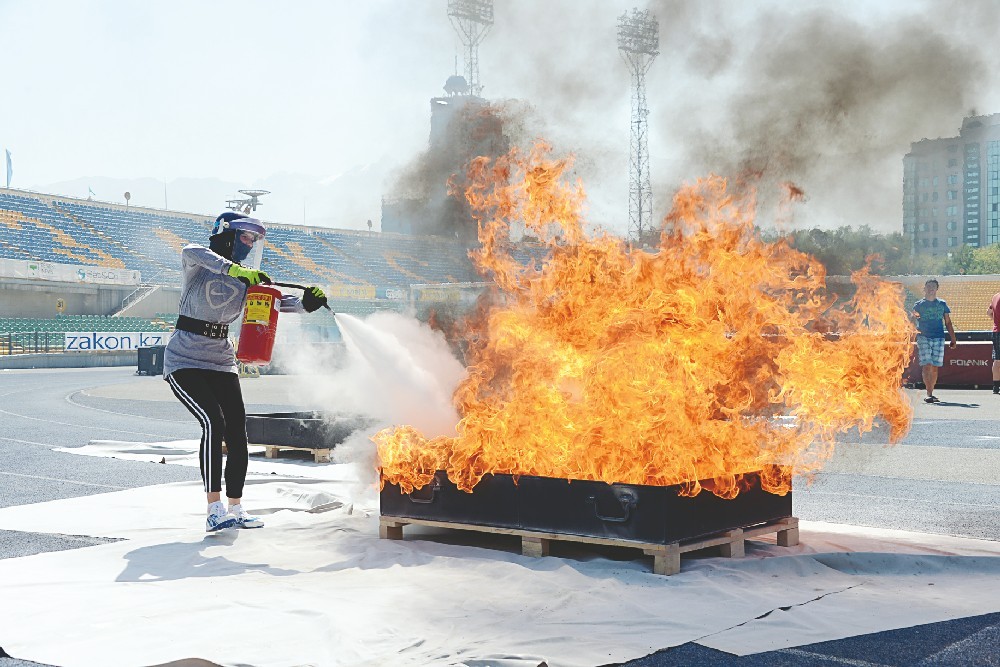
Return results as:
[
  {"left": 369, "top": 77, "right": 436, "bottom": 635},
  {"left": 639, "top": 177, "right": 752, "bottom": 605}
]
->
[
  {"left": 236, "top": 284, "right": 283, "bottom": 365},
  {"left": 236, "top": 281, "right": 330, "bottom": 365}
]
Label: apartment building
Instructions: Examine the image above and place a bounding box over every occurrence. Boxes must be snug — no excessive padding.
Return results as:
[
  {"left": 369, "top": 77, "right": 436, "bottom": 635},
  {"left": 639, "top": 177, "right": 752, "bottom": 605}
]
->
[{"left": 903, "top": 113, "right": 1000, "bottom": 256}]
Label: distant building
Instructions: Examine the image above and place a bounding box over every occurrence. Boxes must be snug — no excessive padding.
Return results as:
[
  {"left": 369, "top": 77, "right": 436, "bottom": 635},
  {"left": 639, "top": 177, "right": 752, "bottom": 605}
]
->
[
  {"left": 904, "top": 113, "right": 1000, "bottom": 256},
  {"left": 381, "top": 75, "right": 509, "bottom": 244}
]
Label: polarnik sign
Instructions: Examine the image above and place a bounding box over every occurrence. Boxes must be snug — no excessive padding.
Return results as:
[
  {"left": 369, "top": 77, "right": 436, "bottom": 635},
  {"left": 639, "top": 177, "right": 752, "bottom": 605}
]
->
[
  {"left": 903, "top": 341, "right": 993, "bottom": 387},
  {"left": 64, "top": 332, "right": 167, "bottom": 351}
]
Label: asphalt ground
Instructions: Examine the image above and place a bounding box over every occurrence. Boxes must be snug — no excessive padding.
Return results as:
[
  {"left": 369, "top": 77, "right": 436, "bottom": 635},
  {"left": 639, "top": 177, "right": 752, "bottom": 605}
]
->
[{"left": 0, "top": 367, "right": 998, "bottom": 667}]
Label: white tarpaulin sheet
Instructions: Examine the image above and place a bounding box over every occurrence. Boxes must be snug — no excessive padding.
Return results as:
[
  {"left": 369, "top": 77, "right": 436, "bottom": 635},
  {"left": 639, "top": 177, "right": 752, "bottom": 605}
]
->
[
  {"left": 0, "top": 441, "right": 998, "bottom": 666},
  {"left": 56, "top": 438, "right": 359, "bottom": 481}
]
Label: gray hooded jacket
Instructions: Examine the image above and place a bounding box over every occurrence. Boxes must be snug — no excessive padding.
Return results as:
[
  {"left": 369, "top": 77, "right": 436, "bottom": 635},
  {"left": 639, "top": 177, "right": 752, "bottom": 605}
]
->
[{"left": 163, "top": 244, "right": 302, "bottom": 378}]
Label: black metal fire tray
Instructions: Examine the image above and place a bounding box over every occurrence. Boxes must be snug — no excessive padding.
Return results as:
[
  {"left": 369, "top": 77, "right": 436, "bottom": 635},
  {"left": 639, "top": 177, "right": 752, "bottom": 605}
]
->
[
  {"left": 245, "top": 412, "right": 372, "bottom": 448},
  {"left": 380, "top": 470, "right": 792, "bottom": 545}
]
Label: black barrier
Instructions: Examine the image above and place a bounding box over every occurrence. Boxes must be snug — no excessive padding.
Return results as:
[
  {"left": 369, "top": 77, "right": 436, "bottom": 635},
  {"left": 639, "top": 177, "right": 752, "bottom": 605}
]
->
[
  {"left": 903, "top": 340, "right": 995, "bottom": 388},
  {"left": 136, "top": 345, "right": 165, "bottom": 376}
]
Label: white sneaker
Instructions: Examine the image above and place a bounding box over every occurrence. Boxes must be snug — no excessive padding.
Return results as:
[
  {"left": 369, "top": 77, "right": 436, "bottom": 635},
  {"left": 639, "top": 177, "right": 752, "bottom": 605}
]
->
[
  {"left": 206, "top": 501, "right": 236, "bottom": 532},
  {"left": 229, "top": 503, "right": 264, "bottom": 529}
]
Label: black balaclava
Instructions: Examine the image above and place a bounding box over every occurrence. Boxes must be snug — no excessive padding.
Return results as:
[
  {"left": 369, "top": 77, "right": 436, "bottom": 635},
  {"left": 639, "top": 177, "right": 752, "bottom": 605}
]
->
[{"left": 209, "top": 229, "right": 238, "bottom": 262}]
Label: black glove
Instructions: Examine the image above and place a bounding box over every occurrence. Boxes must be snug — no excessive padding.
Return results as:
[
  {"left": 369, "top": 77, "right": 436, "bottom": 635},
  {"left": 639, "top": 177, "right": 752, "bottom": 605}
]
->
[{"left": 302, "top": 286, "right": 328, "bottom": 313}]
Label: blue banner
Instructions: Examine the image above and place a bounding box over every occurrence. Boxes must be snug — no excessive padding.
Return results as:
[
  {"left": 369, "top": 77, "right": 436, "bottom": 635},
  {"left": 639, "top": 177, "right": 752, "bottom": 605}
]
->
[{"left": 4, "top": 149, "right": 10, "bottom": 188}]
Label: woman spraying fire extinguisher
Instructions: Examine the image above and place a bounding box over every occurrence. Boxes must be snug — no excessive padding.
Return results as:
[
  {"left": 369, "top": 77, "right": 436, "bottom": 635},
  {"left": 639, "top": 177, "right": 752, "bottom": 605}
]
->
[{"left": 163, "top": 211, "right": 328, "bottom": 532}]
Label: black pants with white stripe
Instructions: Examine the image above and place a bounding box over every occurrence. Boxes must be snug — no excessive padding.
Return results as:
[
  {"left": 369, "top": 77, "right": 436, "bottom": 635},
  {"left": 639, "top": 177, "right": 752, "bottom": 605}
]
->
[{"left": 166, "top": 368, "right": 249, "bottom": 498}]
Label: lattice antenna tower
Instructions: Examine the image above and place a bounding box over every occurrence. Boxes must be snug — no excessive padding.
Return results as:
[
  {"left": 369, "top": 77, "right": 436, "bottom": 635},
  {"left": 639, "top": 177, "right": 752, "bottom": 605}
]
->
[
  {"left": 226, "top": 189, "right": 269, "bottom": 214},
  {"left": 448, "top": 0, "right": 494, "bottom": 97},
  {"left": 617, "top": 8, "right": 659, "bottom": 241},
  {"left": 239, "top": 189, "right": 270, "bottom": 212}
]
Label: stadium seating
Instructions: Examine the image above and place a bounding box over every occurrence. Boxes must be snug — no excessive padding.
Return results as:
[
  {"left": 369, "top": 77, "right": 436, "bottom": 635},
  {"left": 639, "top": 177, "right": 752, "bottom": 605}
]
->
[
  {"left": 898, "top": 279, "right": 1000, "bottom": 332},
  {"left": 0, "top": 193, "right": 126, "bottom": 267},
  {"left": 0, "top": 191, "right": 484, "bottom": 292},
  {"left": 0, "top": 315, "right": 172, "bottom": 334}
]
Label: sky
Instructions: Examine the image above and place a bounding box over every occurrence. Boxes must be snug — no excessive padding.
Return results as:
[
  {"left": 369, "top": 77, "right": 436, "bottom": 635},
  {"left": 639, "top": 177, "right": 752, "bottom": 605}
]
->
[{"left": 2, "top": 0, "right": 999, "bottom": 236}]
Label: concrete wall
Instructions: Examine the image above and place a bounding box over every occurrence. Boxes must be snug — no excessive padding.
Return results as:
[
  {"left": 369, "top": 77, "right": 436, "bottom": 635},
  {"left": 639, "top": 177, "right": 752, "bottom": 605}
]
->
[
  {"left": 120, "top": 286, "right": 182, "bottom": 318},
  {"left": 0, "top": 279, "right": 180, "bottom": 318},
  {"left": 0, "top": 278, "right": 134, "bottom": 317},
  {"left": 0, "top": 351, "right": 137, "bottom": 370}
]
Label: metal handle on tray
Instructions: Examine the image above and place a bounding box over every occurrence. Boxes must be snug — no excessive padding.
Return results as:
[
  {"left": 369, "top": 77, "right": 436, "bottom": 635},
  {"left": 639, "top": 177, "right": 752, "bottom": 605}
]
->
[
  {"left": 407, "top": 479, "right": 442, "bottom": 504},
  {"left": 588, "top": 489, "right": 638, "bottom": 523}
]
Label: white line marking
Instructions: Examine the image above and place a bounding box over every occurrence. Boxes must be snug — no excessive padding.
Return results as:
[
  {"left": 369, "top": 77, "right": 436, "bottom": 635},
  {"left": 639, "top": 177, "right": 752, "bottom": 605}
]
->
[
  {"left": 64, "top": 390, "right": 189, "bottom": 424},
  {"left": 779, "top": 648, "right": 887, "bottom": 666},
  {"left": 0, "top": 471, "right": 123, "bottom": 489},
  {"left": 0, "top": 405, "right": 176, "bottom": 438},
  {"left": 0, "top": 436, "right": 57, "bottom": 447},
  {"left": 918, "top": 622, "right": 1000, "bottom": 663}
]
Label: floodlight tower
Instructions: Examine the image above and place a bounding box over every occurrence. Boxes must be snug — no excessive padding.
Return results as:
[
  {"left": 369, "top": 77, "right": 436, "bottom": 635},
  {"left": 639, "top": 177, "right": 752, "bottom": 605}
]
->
[
  {"left": 448, "top": 0, "right": 494, "bottom": 97},
  {"left": 617, "top": 8, "right": 659, "bottom": 242}
]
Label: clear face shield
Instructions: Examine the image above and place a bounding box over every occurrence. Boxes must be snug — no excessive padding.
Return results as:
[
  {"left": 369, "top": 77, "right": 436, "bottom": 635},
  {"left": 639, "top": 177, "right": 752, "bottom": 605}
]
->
[{"left": 232, "top": 229, "right": 264, "bottom": 270}]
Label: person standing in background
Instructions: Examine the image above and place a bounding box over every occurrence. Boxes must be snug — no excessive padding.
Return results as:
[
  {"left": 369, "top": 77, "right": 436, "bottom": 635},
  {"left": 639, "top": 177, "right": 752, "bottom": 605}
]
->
[
  {"left": 912, "top": 278, "right": 957, "bottom": 404},
  {"left": 986, "top": 289, "right": 1000, "bottom": 394}
]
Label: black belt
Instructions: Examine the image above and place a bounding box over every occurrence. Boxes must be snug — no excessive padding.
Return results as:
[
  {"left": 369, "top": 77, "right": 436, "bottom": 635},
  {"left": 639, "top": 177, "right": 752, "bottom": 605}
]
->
[{"left": 175, "top": 315, "right": 230, "bottom": 339}]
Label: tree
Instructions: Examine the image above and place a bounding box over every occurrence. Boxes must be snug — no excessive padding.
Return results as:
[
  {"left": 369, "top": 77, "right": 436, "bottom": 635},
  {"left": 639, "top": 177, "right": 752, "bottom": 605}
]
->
[
  {"left": 944, "top": 244, "right": 976, "bottom": 275},
  {"left": 907, "top": 253, "right": 947, "bottom": 276},
  {"left": 777, "top": 225, "right": 915, "bottom": 276},
  {"left": 969, "top": 244, "right": 1000, "bottom": 274}
]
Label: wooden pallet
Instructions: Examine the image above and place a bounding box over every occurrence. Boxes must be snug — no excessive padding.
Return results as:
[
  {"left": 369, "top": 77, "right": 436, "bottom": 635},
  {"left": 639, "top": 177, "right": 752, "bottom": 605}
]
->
[
  {"left": 224, "top": 443, "right": 332, "bottom": 464},
  {"left": 262, "top": 445, "right": 331, "bottom": 464},
  {"left": 379, "top": 516, "right": 799, "bottom": 576}
]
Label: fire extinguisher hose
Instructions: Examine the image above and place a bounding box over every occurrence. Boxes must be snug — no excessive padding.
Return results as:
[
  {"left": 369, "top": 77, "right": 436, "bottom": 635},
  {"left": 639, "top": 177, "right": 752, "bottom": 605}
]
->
[{"left": 271, "top": 281, "right": 333, "bottom": 311}]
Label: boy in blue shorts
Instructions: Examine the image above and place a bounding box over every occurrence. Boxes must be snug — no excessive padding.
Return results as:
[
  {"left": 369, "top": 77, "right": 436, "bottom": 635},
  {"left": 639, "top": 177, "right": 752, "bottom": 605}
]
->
[{"left": 912, "top": 278, "right": 957, "bottom": 404}]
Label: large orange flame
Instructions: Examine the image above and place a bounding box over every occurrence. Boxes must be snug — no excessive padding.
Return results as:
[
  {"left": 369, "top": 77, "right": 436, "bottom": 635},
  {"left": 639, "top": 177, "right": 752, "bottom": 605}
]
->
[{"left": 375, "top": 143, "right": 913, "bottom": 498}]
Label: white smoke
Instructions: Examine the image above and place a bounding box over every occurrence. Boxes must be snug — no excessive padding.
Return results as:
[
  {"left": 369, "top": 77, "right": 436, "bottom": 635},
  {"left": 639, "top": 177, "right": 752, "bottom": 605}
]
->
[{"left": 274, "top": 310, "right": 466, "bottom": 486}]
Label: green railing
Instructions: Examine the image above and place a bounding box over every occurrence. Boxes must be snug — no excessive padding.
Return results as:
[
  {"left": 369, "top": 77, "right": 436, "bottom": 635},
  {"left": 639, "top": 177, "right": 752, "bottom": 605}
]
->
[{"left": 0, "top": 332, "right": 67, "bottom": 355}]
